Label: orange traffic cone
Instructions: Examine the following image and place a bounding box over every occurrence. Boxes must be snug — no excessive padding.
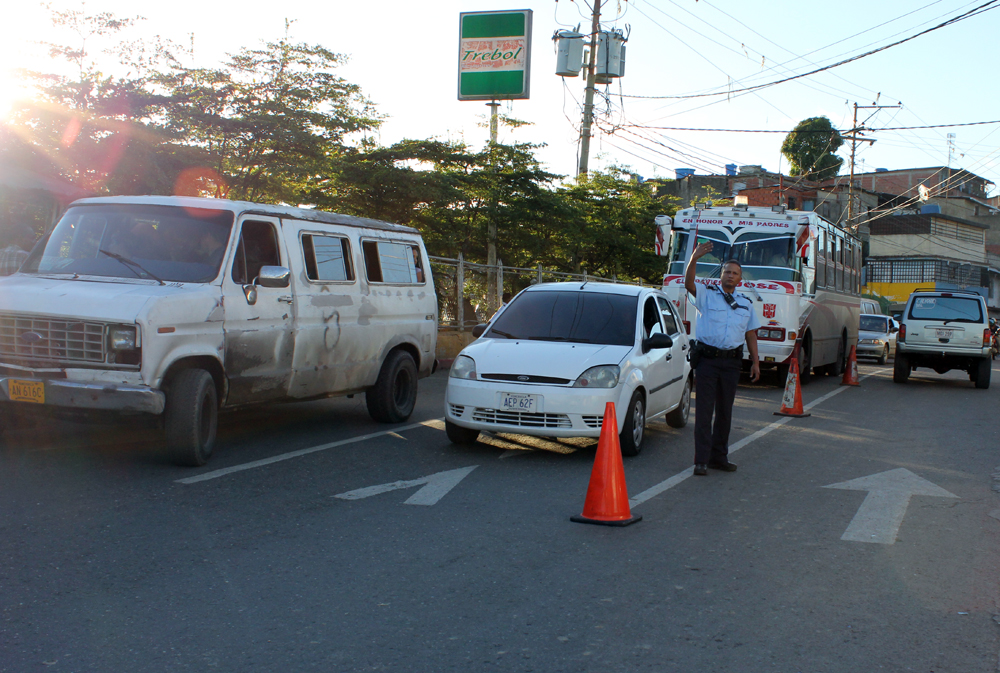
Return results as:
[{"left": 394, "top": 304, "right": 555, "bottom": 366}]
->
[
  {"left": 774, "top": 352, "right": 811, "bottom": 418},
  {"left": 841, "top": 345, "right": 860, "bottom": 386},
  {"left": 571, "top": 401, "right": 642, "bottom": 527}
]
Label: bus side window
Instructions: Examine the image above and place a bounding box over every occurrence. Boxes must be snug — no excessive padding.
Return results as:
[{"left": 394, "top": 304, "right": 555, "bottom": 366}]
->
[{"left": 816, "top": 230, "right": 826, "bottom": 288}]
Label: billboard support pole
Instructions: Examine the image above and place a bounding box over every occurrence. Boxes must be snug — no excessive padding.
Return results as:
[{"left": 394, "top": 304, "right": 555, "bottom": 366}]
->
[{"left": 487, "top": 99, "right": 499, "bottom": 315}]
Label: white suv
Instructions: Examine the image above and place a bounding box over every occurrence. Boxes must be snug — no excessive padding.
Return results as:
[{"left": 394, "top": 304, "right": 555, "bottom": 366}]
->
[{"left": 893, "top": 289, "right": 992, "bottom": 389}]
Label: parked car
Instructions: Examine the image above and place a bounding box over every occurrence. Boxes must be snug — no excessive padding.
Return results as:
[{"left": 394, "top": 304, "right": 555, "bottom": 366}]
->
[
  {"left": 893, "top": 289, "right": 992, "bottom": 388},
  {"left": 444, "top": 282, "right": 692, "bottom": 456},
  {"left": 0, "top": 196, "right": 437, "bottom": 465},
  {"left": 857, "top": 313, "right": 897, "bottom": 364}
]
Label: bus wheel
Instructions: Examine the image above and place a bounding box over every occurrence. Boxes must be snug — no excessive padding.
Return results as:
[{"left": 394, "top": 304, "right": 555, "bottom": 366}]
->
[
  {"left": 799, "top": 339, "right": 812, "bottom": 385},
  {"left": 825, "top": 335, "right": 846, "bottom": 376}
]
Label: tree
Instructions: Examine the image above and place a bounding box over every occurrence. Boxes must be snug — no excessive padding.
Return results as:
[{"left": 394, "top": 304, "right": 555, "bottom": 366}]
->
[
  {"left": 160, "top": 28, "right": 383, "bottom": 204},
  {"left": 781, "top": 116, "right": 844, "bottom": 181}
]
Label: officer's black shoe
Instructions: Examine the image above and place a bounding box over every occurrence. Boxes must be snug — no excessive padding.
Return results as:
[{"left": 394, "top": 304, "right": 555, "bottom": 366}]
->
[
  {"left": 693, "top": 464, "right": 708, "bottom": 476},
  {"left": 707, "top": 460, "right": 737, "bottom": 472}
]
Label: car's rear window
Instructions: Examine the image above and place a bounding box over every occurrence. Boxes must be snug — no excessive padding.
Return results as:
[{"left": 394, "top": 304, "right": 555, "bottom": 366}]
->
[
  {"left": 907, "top": 296, "right": 983, "bottom": 323},
  {"left": 486, "top": 291, "right": 638, "bottom": 346},
  {"left": 860, "top": 316, "right": 889, "bottom": 332}
]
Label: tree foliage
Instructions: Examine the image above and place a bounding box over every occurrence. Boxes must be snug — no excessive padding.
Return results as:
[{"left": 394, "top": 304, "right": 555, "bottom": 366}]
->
[
  {"left": 3, "top": 7, "right": 680, "bottom": 285},
  {"left": 781, "top": 116, "right": 844, "bottom": 181}
]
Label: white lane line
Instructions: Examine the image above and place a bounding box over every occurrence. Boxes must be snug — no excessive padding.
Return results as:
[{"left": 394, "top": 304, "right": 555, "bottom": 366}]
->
[
  {"left": 629, "top": 375, "right": 874, "bottom": 507},
  {"left": 176, "top": 418, "right": 446, "bottom": 485}
]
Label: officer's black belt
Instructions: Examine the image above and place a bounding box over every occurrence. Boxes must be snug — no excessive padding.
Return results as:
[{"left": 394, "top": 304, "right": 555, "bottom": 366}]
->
[{"left": 699, "top": 344, "right": 744, "bottom": 359}]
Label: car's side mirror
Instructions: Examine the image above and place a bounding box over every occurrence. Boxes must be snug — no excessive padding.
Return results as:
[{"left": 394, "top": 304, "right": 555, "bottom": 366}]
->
[
  {"left": 471, "top": 324, "right": 488, "bottom": 338},
  {"left": 889, "top": 325, "right": 898, "bottom": 333},
  {"left": 642, "top": 333, "right": 674, "bottom": 353}
]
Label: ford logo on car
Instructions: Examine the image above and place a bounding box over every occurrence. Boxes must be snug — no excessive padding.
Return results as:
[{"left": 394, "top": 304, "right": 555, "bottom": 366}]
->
[
  {"left": 517, "top": 375, "right": 529, "bottom": 381},
  {"left": 20, "top": 332, "right": 44, "bottom": 343}
]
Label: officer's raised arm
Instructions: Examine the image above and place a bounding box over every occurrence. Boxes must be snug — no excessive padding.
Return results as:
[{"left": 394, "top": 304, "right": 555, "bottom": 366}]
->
[{"left": 685, "top": 241, "right": 713, "bottom": 297}]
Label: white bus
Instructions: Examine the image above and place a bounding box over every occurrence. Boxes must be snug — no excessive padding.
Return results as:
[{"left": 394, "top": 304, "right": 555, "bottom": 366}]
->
[{"left": 656, "top": 205, "right": 862, "bottom": 383}]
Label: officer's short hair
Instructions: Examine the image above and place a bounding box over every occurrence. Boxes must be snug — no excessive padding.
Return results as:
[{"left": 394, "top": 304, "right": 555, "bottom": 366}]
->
[{"left": 723, "top": 259, "right": 742, "bottom": 271}]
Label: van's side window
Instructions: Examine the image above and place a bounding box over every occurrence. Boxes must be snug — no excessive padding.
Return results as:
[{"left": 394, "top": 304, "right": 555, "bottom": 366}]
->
[
  {"left": 362, "top": 240, "right": 424, "bottom": 284},
  {"left": 302, "top": 234, "right": 354, "bottom": 282},
  {"left": 232, "top": 221, "right": 280, "bottom": 284}
]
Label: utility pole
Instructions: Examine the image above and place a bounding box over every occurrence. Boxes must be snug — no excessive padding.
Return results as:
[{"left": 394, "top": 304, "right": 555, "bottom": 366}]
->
[
  {"left": 842, "top": 102, "right": 899, "bottom": 230},
  {"left": 577, "top": 0, "right": 602, "bottom": 178}
]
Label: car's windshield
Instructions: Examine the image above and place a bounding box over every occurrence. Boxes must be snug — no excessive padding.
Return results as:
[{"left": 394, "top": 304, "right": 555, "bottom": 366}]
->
[
  {"left": 486, "top": 290, "right": 638, "bottom": 346},
  {"left": 860, "top": 316, "right": 889, "bottom": 333},
  {"left": 21, "top": 204, "right": 234, "bottom": 283},
  {"left": 667, "top": 230, "right": 800, "bottom": 282},
  {"left": 907, "top": 296, "right": 983, "bottom": 323}
]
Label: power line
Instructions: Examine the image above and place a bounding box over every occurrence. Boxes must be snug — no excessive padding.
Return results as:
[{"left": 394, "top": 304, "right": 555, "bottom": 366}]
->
[{"left": 618, "top": 0, "right": 1000, "bottom": 100}]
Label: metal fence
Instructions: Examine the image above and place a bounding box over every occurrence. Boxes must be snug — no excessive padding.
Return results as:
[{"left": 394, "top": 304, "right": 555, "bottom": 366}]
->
[{"left": 429, "top": 254, "right": 656, "bottom": 330}]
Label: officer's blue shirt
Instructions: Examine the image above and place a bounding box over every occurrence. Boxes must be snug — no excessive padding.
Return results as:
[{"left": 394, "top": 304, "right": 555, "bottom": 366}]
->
[{"left": 694, "top": 285, "right": 760, "bottom": 349}]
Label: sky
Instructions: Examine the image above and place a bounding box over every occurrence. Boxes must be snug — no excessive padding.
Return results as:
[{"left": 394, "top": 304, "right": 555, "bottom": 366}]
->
[{"left": 3, "top": 0, "right": 999, "bottom": 196}]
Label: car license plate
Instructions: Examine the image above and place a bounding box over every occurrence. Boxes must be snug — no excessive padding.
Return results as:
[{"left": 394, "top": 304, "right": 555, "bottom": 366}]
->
[
  {"left": 935, "top": 329, "right": 953, "bottom": 339},
  {"left": 500, "top": 393, "right": 538, "bottom": 413},
  {"left": 9, "top": 379, "right": 44, "bottom": 404}
]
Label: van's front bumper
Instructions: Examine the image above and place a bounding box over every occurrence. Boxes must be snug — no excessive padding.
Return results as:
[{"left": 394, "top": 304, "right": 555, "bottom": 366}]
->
[{"left": 0, "top": 376, "right": 165, "bottom": 414}]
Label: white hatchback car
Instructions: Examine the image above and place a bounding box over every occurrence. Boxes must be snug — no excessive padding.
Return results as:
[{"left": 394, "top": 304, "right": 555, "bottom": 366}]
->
[{"left": 444, "top": 282, "right": 692, "bottom": 456}]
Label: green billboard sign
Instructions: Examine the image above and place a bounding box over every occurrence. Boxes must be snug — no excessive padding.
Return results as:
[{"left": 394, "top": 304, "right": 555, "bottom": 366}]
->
[{"left": 458, "top": 10, "right": 532, "bottom": 101}]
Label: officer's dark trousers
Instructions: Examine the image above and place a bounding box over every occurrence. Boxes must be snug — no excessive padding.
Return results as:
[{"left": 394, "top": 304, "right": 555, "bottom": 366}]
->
[{"left": 694, "top": 356, "right": 742, "bottom": 465}]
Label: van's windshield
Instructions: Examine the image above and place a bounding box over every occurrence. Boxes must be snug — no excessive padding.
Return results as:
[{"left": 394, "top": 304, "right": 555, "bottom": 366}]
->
[{"left": 22, "top": 204, "right": 234, "bottom": 283}]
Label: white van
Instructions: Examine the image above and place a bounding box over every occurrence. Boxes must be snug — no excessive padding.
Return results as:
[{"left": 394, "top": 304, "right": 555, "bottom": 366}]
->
[{"left": 0, "top": 196, "right": 437, "bottom": 465}]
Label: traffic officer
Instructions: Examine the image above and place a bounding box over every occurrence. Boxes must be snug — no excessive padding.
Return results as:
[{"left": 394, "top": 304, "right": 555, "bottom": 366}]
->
[{"left": 684, "top": 242, "right": 760, "bottom": 476}]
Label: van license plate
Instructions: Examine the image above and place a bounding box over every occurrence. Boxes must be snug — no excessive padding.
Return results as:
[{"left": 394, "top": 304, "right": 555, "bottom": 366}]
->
[
  {"left": 500, "top": 393, "right": 538, "bottom": 413},
  {"left": 9, "top": 379, "right": 44, "bottom": 404}
]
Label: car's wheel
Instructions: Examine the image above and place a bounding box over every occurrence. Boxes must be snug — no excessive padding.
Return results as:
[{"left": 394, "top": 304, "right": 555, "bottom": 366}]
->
[
  {"left": 974, "top": 357, "right": 991, "bottom": 389},
  {"left": 445, "top": 419, "right": 480, "bottom": 444},
  {"left": 366, "top": 350, "right": 418, "bottom": 423},
  {"left": 619, "top": 390, "right": 645, "bottom": 457},
  {"left": 164, "top": 369, "right": 218, "bottom": 467},
  {"left": 666, "top": 376, "right": 692, "bottom": 428},
  {"left": 877, "top": 344, "right": 889, "bottom": 366},
  {"left": 892, "top": 352, "right": 910, "bottom": 383}
]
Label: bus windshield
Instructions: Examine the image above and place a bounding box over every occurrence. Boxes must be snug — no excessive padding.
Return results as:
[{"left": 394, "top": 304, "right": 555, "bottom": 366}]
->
[{"left": 667, "top": 229, "right": 800, "bottom": 282}]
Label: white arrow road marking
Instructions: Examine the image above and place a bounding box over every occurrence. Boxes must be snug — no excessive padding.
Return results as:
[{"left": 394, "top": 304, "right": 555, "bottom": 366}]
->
[
  {"left": 824, "top": 468, "right": 959, "bottom": 544},
  {"left": 334, "top": 466, "right": 478, "bottom": 506}
]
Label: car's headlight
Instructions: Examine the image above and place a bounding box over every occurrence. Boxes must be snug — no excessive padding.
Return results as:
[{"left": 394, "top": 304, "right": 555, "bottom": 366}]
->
[
  {"left": 109, "top": 325, "right": 138, "bottom": 350},
  {"left": 573, "top": 365, "right": 620, "bottom": 388},
  {"left": 449, "top": 355, "right": 477, "bottom": 380}
]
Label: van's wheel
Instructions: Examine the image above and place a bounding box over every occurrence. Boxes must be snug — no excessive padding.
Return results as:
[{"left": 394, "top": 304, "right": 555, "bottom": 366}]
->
[
  {"left": 877, "top": 344, "right": 889, "bottom": 366},
  {"left": 974, "top": 358, "right": 991, "bottom": 389},
  {"left": 164, "top": 369, "right": 218, "bottom": 467},
  {"left": 619, "top": 390, "right": 645, "bottom": 457},
  {"left": 366, "top": 350, "right": 418, "bottom": 423},
  {"left": 666, "top": 376, "right": 692, "bottom": 428},
  {"left": 445, "top": 420, "right": 480, "bottom": 445},
  {"left": 892, "top": 352, "right": 910, "bottom": 384}
]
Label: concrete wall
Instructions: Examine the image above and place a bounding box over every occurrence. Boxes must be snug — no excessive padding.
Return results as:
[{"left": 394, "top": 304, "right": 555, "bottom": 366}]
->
[{"left": 869, "top": 234, "right": 986, "bottom": 263}]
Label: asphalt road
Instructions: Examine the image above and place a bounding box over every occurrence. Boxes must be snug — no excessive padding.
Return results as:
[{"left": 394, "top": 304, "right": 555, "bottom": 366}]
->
[{"left": 2, "top": 359, "right": 998, "bottom": 672}]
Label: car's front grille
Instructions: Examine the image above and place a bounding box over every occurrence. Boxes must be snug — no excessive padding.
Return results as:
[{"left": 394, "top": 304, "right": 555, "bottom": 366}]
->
[
  {"left": 472, "top": 408, "right": 572, "bottom": 429},
  {"left": 479, "top": 373, "right": 573, "bottom": 385},
  {"left": 582, "top": 415, "right": 604, "bottom": 429},
  {"left": 0, "top": 315, "right": 107, "bottom": 364}
]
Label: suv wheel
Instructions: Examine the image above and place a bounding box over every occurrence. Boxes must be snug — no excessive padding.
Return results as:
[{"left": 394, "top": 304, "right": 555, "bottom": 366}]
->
[
  {"left": 974, "top": 357, "right": 991, "bottom": 389},
  {"left": 892, "top": 352, "right": 910, "bottom": 384}
]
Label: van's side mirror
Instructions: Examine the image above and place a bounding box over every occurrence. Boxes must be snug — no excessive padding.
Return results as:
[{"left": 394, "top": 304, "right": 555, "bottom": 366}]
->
[
  {"left": 258, "top": 266, "right": 291, "bottom": 288},
  {"left": 472, "top": 324, "right": 488, "bottom": 338},
  {"left": 642, "top": 333, "right": 673, "bottom": 353}
]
